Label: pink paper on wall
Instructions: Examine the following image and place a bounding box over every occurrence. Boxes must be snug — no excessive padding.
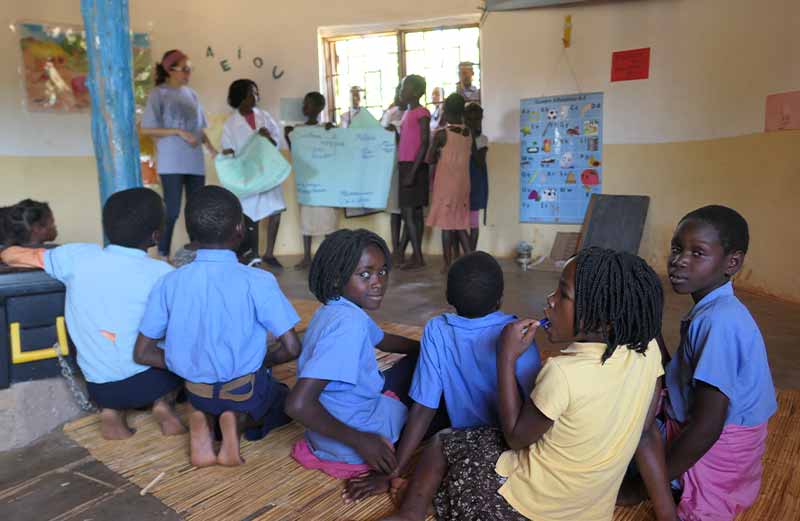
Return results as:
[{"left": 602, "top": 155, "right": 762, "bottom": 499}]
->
[{"left": 765, "top": 91, "right": 800, "bottom": 132}]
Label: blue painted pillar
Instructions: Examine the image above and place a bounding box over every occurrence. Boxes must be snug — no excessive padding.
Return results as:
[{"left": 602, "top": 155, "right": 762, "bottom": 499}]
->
[{"left": 80, "top": 0, "right": 141, "bottom": 208}]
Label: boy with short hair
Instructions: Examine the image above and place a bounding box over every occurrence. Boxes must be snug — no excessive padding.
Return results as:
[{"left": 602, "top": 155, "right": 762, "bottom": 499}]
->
[
  {"left": 134, "top": 186, "right": 301, "bottom": 467},
  {"left": 344, "top": 251, "right": 541, "bottom": 501},
  {"left": 0, "top": 188, "right": 184, "bottom": 440}
]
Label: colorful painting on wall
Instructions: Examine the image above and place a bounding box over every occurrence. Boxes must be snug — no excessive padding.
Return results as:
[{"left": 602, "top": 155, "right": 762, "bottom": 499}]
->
[{"left": 17, "top": 22, "right": 152, "bottom": 113}]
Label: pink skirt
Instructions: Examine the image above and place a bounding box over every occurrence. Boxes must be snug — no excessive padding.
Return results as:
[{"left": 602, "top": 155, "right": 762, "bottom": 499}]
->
[{"left": 667, "top": 417, "right": 768, "bottom": 521}]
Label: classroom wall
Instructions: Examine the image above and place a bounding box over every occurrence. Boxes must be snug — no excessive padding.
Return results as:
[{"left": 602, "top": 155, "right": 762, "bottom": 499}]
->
[{"left": 1, "top": 0, "right": 799, "bottom": 301}]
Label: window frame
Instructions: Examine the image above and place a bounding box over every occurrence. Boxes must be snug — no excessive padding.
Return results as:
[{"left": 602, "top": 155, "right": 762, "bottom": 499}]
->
[{"left": 322, "top": 23, "right": 480, "bottom": 123}]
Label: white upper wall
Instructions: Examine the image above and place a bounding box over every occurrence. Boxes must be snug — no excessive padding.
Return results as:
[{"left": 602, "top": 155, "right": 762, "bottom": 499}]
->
[
  {"left": 1, "top": 0, "right": 797, "bottom": 155},
  {"left": 481, "top": 0, "right": 800, "bottom": 143}
]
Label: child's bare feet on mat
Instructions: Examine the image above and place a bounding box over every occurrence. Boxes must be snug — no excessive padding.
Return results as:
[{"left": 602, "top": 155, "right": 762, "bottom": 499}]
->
[
  {"left": 189, "top": 409, "right": 217, "bottom": 467},
  {"left": 217, "top": 411, "right": 245, "bottom": 466},
  {"left": 343, "top": 472, "right": 392, "bottom": 503},
  {"left": 153, "top": 399, "right": 186, "bottom": 436},
  {"left": 389, "top": 477, "right": 409, "bottom": 507},
  {"left": 100, "top": 408, "right": 134, "bottom": 440}
]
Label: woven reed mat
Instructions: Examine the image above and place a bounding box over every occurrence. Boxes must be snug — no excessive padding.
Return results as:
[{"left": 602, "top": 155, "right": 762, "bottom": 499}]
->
[{"left": 62, "top": 299, "right": 800, "bottom": 520}]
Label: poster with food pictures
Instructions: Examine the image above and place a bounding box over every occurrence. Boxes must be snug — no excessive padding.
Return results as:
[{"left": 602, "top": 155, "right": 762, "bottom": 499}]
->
[{"left": 519, "top": 92, "right": 603, "bottom": 224}]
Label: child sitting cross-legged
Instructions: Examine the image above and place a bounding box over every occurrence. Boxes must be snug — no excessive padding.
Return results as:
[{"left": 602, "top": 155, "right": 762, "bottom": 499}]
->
[
  {"left": 285, "top": 229, "right": 420, "bottom": 479},
  {"left": 344, "top": 251, "right": 541, "bottom": 502},
  {"left": 134, "top": 186, "right": 302, "bottom": 467},
  {"left": 0, "top": 188, "right": 183, "bottom": 440},
  {"left": 382, "top": 248, "right": 677, "bottom": 521}
]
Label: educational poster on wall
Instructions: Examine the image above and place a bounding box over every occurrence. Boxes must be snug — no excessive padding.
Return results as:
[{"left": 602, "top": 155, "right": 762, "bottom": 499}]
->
[
  {"left": 17, "top": 22, "right": 152, "bottom": 113},
  {"left": 519, "top": 92, "right": 603, "bottom": 224},
  {"left": 291, "top": 126, "right": 395, "bottom": 208}
]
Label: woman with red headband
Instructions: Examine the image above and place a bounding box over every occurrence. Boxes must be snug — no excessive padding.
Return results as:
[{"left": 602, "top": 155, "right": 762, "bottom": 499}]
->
[{"left": 142, "top": 49, "right": 217, "bottom": 258}]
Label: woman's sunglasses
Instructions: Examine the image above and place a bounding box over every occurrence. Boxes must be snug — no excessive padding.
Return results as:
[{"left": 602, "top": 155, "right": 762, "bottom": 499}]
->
[{"left": 170, "top": 66, "right": 192, "bottom": 73}]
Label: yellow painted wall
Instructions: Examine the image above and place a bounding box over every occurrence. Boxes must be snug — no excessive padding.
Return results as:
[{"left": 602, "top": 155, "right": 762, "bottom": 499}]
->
[
  {"left": 4, "top": 130, "right": 798, "bottom": 302},
  {"left": 483, "top": 131, "right": 800, "bottom": 302}
]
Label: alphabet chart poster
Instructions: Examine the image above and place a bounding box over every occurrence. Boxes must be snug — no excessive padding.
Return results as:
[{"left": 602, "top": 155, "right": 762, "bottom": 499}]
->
[{"left": 519, "top": 92, "right": 603, "bottom": 224}]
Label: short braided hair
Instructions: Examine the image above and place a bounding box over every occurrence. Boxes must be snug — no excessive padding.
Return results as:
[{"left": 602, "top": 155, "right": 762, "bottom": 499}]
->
[
  {"left": 574, "top": 247, "right": 663, "bottom": 363},
  {"left": 308, "top": 229, "right": 391, "bottom": 304}
]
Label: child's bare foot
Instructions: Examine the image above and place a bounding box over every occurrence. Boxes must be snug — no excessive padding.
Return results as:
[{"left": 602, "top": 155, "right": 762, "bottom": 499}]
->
[
  {"left": 343, "top": 472, "right": 392, "bottom": 503},
  {"left": 217, "top": 411, "right": 245, "bottom": 466},
  {"left": 152, "top": 399, "right": 186, "bottom": 436},
  {"left": 100, "top": 408, "right": 134, "bottom": 440},
  {"left": 294, "top": 257, "right": 311, "bottom": 270},
  {"left": 188, "top": 409, "right": 217, "bottom": 467}
]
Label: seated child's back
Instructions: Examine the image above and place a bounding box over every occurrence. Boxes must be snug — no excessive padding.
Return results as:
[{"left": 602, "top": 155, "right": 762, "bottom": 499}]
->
[
  {"left": 137, "top": 186, "right": 301, "bottom": 467},
  {"left": 0, "top": 188, "right": 183, "bottom": 440},
  {"left": 411, "top": 251, "right": 541, "bottom": 428}
]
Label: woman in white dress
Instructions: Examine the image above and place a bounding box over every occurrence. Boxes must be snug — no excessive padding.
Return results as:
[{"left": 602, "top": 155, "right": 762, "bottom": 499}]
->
[{"left": 221, "top": 79, "right": 286, "bottom": 268}]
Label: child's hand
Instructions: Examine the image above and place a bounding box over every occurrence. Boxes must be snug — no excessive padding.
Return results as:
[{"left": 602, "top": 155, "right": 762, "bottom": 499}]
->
[
  {"left": 324, "top": 122, "right": 335, "bottom": 130},
  {"left": 258, "top": 127, "right": 272, "bottom": 140},
  {"left": 342, "top": 471, "right": 392, "bottom": 503},
  {"left": 221, "top": 148, "right": 235, "bottom": 156},
  {"left": 499, "top": 318, "right": 538, "bottom": 360},
  {"left": 356, "top": 433, "right": 397, "bottom": 474}
]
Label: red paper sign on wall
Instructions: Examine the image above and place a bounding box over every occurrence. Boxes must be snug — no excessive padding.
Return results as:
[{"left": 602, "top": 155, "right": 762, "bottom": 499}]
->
[{"left": 611, "top": 48, "right": 651, "bottom": 82}]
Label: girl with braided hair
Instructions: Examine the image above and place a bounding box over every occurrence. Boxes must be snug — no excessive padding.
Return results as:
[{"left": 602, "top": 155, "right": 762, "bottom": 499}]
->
[
  {"left": 383, "top": 247, "right": 677, "bottom": 521},
  {"left": 285, "top": 229, "right": 420, "bottom": 479},
  {"left": 2, "top": 199, "right": 57, "bottom": 246}
]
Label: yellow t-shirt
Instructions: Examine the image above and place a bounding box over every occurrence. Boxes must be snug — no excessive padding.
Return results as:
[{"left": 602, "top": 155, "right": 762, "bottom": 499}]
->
[{"left": 496, "top": 340, "right": 663, "bottom": 521}]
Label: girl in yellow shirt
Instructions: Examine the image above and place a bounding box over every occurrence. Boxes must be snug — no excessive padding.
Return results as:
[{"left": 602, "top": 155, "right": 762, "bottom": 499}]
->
[{"left": 383, "top": 248, "right": 677, "bottom": 521}]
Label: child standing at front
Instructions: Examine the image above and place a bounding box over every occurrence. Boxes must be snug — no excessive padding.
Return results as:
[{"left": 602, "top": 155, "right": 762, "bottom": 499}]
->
[
  {"left": 285, "top": 92, "right": 339, "bottom": 270},
  {"left": 383, "top": 248, "right": 677, "bottom": 521},
  {"left": 344, "top": 251, "right": 541, "bottom": 502},
  {"left": 2, "top": 199, "right": 58, "bottom": 246},
  {"left": 135, "top": 186, "right": 302, "bottom": 467},
  {"left": 622, "top": 205, "right": 776, "bottom": 520},
  {"left": 464, "top": 103, "right": 488, "bottom": 250},
  {"left": 285, "top": 229, "right": 420, "bottom": 478},
  {"left": 0, "top": 189, "right": 183, "bottom": 440},
  {"left": 397, "top": 75, "right": 430, "bottom": 271},
  {"left": 426, "top": 94, "right": 473, "bottom": 272}
]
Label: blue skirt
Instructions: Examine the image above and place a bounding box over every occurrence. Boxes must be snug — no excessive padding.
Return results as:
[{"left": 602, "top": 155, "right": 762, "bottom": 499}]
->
[{"left": 86, "top": 367, "right": 182, "bottom": 410}]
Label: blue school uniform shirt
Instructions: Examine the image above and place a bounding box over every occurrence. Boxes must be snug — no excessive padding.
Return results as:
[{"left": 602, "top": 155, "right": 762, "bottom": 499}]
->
[
  {"left": 665, "top": 282, "right": 776, "bottom": 427},
  {"left": 297, "top": 297, "right": 408, "bottom": 464},
  {"left": 139, "top": 249, "right": 299, "bottom": 384},
  {"left": 409, "top": 311, "right": 541, "bottom": 428},
  {"left": 141, "top": 85, "right": 208, "bottom": 175},
  {"left": 43, "top": 244, "right": 173, "bottom": 384}
]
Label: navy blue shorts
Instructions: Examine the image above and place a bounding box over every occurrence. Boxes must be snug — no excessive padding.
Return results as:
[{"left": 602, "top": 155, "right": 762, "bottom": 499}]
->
[
  {"left": 187, "top": 366, "right": 290, "bottom": 441},
  {"left": 86, "top": 368, "right": 183, "bottom": 410}
]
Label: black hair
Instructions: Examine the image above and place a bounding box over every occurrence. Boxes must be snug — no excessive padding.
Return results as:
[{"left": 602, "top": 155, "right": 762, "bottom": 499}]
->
[
  {"left": 573, "top": 247, "right": 663, "bottom": 363},
  {"left": 403, "top": 75, "right": 426, "bottom": 99},
  {"left": 0, "top": 206, "right": 9, "bottom": 244},
  {"left": 185, "top": 186, "right": 242, "bottom": 245},
  {"left": 464, "top": 102, "right": 483, "bottom": 116},
  {"left": 304, "top": 91, "right": 326, "bottom": 111},
  {"left": 228, "top": 79, "right": 257, "bottom": 109},
  {"left": 309, "top": 229, "right": 391, "bottom": 304},
  {"left": 102, "top": 188, "right": 164, "bottom": 248},
  {"left": 679, "top": 205, "right": 749, "bottom": 254},
  {"left": 446, "top": 251, "right": 503, "bottom": 318},
  {"left": 444, "top": 93, "right": 465, "bottom": 120},
  {"left": 3, "top": 199, "right": 53, "bottom": 246},
  {"left": 155, "top": 49, "right": 181, "bottom": 86}
]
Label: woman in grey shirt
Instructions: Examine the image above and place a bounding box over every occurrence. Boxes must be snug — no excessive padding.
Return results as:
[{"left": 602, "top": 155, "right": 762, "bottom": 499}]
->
[{"left": 142, "top": 49, "right": 217, "bottom": 258}]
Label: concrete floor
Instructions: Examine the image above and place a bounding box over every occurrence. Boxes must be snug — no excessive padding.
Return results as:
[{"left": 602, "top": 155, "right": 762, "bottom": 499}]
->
[{"left": 2, "top": 254, "right": 798, "bottom": 520}]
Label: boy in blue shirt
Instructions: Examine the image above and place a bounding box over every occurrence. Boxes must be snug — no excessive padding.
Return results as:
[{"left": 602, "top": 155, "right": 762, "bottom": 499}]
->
[
  {"left": 135, "top": 186, "right": 301, "bottom": 467},
  {"left": 0, "top": 188, "right": 184, "bottom": 440},
  {"left": 344, "top": 251, "right": 542, "bottom": 501}
]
